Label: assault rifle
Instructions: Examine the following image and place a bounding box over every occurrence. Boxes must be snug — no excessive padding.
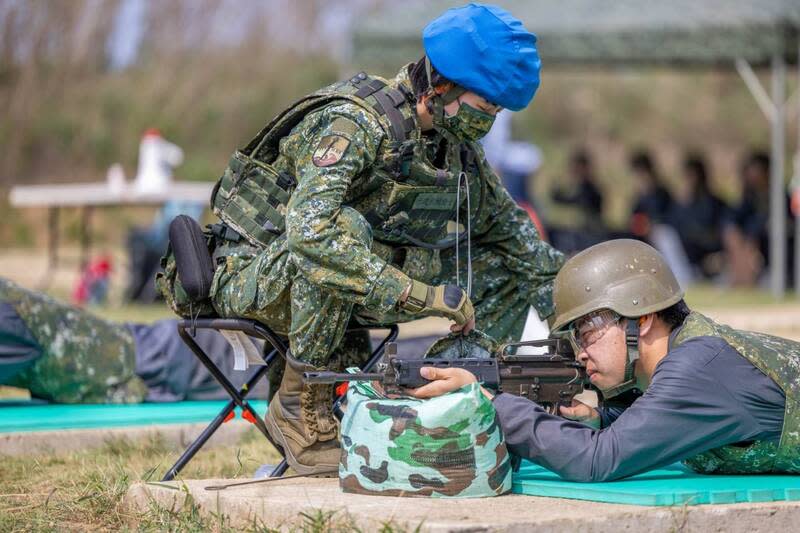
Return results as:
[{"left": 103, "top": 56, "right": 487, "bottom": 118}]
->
[{"left": 304, "top": 338, "right": 590, "bottom": 413}]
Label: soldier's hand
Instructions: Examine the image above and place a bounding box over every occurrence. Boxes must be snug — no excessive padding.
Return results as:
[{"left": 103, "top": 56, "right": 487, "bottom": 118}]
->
[
  {"left": 401, "top": 281, "right": 475, "bottom": 326},
  {"left": 559, "top": 400, "right": 601, "bottom": 428},
  {"left": 408, "top": 366, "right": 477, "bottom": 399},
  {"left": 450, "top": 316, "right": 475, "bottom": 335}
]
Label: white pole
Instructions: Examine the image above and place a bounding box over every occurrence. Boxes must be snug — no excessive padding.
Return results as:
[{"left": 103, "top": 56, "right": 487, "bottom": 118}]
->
[
  {"left": 771, "top": 54, "right": 787, "bottom": 298},
  {"left": 795, "top": 40, "right": 800, "bottom": 295},
  {"left": 735, "top": 58, "right": 776, "bottom": 122}
]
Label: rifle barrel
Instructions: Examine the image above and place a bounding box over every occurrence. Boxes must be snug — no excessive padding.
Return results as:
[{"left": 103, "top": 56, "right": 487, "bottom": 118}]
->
[{"left": 303, "top": 371, "right": 384, "bottom": 384}]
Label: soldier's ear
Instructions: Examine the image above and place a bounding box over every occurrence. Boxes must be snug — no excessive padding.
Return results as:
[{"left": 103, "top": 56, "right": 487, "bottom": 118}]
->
[
  {"left": 637, "top": 314, "right": 655, "bottom": 337},
  {"left": 433, "top": 81, "right": 455, "bottom": 96}
]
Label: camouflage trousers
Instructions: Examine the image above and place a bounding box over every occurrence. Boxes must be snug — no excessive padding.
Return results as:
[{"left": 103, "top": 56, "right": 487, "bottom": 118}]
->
[
  {"left": 0, "top": 278, "right": 146, "bottom": 403},
  {"left": 212, "top": 214, "right": 532, "bottom": 368}
]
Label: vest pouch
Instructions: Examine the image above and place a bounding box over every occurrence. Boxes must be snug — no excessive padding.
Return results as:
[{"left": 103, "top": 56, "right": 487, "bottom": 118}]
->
[
  {"left": 370, "top": 181, "right": 459, "bottom": 246},
  {"left": 169, "top": 215, "right": 215, "bottom": 301},
  {"left": 154, "top": 216, "right": 217, "bottom": 318},
  {"left": 212, "top": 151, "right": 295, "bottom": 248}
]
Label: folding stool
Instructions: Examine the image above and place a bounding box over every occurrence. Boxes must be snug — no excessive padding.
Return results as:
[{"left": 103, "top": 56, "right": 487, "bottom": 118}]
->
[
  {"left": 161, "top": 317, "right": 397, "bottom": 481},
  {"left": 161, "top": 214, "right": 398, "bottom": 480}
]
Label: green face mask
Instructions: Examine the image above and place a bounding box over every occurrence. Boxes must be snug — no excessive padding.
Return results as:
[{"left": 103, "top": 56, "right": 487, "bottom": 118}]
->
[{"left": 442, "top": 101, "right": 496, "bottom": 143}]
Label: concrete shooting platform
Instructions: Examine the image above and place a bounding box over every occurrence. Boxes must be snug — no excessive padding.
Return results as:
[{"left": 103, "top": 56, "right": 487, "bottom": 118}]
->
[{"left": 125, "top": 475, "right": 800, "bottom": 532}]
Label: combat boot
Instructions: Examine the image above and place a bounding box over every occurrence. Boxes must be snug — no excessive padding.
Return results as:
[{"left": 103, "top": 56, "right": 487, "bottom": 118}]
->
[{"left": 265, "top": 354, "right": 341, "bottom": 476}]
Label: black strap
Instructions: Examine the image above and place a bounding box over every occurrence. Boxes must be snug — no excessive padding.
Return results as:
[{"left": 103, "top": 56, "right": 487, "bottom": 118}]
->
[
  {"left": 350, "top": 74, "right": 414, "bottom": 143},
  {"left": 460, "top": 144, "right": 478, "bottom": 175},
  {"left": 208, "top": 223, "right": 242, "bottom": 243},
  {"left": 372, "top": 89, "right": 408, "bottom": 141},
  {"left": 354, "top": 78, "right": 385, "bottom": 99},
  {"left": 275, "top": 171, "right": 296, "bottom": 191}
]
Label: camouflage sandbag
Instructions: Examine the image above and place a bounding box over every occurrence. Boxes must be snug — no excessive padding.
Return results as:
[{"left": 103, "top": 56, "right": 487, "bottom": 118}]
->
[{"left": 339, "top": 380, "right": 512, "bottom": 498}]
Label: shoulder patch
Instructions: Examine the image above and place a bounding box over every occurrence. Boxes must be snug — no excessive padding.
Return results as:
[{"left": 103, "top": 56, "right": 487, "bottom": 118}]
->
[
  {"left": 330, "top": 116, "right": 359, "bottom": 137},
  {"left": 312, "top": 134, "right": 351, "bottom": 167}
]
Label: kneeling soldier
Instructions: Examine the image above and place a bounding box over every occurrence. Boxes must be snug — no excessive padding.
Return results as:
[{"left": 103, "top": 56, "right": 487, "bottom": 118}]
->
[{"left": 162, "top": 3, "right": 564, "bottom": 475}]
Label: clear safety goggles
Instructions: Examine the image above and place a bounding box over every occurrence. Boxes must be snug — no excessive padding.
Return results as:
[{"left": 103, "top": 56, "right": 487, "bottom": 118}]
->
[{"left": 566, "top": 310, "right": 622, "bottom": 353}]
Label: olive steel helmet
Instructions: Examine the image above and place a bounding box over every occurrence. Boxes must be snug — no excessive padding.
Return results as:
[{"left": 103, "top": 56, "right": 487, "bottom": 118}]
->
[{"left": 551, "top": 239, "right": 684, "bottom": 333}]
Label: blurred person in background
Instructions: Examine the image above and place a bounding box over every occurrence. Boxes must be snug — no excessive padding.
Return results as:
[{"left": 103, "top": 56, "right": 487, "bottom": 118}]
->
[
  {"left": 723, "top": 151, "right": 793, "bottom": 286},
  {"left": 664, "top": 153, "right": 727, "bottom": 280},
  {"left": 622, "top": 149, "right": 695, "bottom": 286},
  {"left": 547, "top": 147, "right": 607, "bottom": 253},
  {"left": 628, "top": 149, "right": 673, "bottom": 239}
]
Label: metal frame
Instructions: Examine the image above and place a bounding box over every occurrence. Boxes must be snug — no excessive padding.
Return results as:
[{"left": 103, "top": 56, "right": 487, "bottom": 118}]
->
[
  {"left": 735, "top": 53, "right": 799, "bottom": 297},
  {"left": 161, "top": 318, "right": 398, "bottom": 482}
]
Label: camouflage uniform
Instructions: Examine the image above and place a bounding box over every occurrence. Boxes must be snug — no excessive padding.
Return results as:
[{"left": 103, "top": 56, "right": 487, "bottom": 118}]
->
[
  {"left": 339, "top": 380, "right": 512, "bottom": 497},
  {"left": 0, "top": 278, "right": 146, "bottom": 403},
  {"left": 210, "top": 66, "right": 564, "bottom": 367},
  {"left": 675, "top": 312, "right": 800, "bottom": 474}
]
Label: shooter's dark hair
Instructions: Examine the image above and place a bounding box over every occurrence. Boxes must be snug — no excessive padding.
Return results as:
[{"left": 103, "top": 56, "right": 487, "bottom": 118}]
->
[{"left": 655, "top": 299, "right": 691, "bottom": 331}]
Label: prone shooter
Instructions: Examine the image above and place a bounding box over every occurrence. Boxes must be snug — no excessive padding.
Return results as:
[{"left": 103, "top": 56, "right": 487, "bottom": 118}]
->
[{"left": 304, "top": 337, "right": 589, "bottom": 414}]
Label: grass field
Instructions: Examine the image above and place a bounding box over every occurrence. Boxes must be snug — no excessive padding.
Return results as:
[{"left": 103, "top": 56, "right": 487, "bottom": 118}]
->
[
  {"left": 0, "top": 428, "right": 417, "bottom": 532},
  {"left": 0, "top": 428, "right": 277, "bottom": 531}
]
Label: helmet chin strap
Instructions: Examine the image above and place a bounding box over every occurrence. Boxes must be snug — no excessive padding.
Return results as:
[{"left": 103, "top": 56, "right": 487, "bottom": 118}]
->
[
  {"left": 424, "top": 57, "right": 466, "bottom": 141},
  {"left": 599, "top": 319, "right": 640, "bottom": 399}
]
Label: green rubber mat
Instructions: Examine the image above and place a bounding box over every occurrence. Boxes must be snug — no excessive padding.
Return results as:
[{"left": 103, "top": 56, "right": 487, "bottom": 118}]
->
[
  {"left": 512, "top": 461, "right": 800, "bottom": 506},
  {"left": 0, "top": 401, "right": 268, "bottom": 433}
]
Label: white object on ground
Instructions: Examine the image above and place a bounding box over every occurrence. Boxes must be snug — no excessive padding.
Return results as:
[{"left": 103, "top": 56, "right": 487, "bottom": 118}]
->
[{"left": 134, "top": 129, "right": 184, "bottom": 194}]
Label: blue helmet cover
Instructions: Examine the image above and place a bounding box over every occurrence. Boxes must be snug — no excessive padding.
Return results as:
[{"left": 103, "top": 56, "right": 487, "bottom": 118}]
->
[{"left": 423, "top": 3, "right": 541, "bottom": 111}]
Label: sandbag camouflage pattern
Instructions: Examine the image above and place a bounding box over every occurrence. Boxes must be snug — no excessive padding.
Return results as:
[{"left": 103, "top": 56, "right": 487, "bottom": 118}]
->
[
  {"left": 0, "top": 278, "right": 146, "bottom": 403},
  {"left": 339, "top": 380, "right": 512, "bottom": 498},
  {"left": 675, "top": 312, "right": 800, "bottom": 474}
]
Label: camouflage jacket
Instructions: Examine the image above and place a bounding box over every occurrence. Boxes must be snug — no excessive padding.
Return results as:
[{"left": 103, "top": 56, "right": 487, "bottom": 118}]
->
[
  {"left": 0, "top": 277, "right": 146, "bottom": 403},
  {"left": 676, "top": 312, "right": 800, "bottom": 474},
  {"left": 212, "top": 66, "right": 564, "bottom": 318}
]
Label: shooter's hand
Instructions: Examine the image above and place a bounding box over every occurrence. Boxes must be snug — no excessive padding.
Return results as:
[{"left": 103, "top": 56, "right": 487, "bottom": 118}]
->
[
  {"left": 559, "top": 399, "right": 601, "bottom": 428},
  {"left": 408, "top": 366, "right": 486, "bottom": 399}
]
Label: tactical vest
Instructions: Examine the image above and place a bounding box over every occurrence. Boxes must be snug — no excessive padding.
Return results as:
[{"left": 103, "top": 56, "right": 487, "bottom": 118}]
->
[
  {"left": 211, "top": 72, "right": 482, "bottom": 250},
  {"left": 673, "top": 312, "right": 800, "bottom": 474}
]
